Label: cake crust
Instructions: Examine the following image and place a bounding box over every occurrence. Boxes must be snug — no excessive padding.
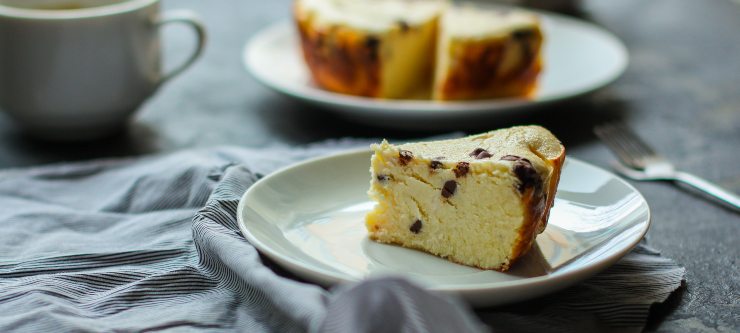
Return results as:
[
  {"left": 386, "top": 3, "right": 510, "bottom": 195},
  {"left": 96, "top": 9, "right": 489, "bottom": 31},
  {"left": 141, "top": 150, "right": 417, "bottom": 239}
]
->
[
  {"left": 434, "top": 35, "right": 543, "bottom": 100},
  {"left": 295, "top": 3, "right": 382, "bottom": 97},
  {"left": 293, "top": 0, "right": 443, "bottom": 99},
  {"left": 434, "top": 13, "right": 544, "bottom": 100}
]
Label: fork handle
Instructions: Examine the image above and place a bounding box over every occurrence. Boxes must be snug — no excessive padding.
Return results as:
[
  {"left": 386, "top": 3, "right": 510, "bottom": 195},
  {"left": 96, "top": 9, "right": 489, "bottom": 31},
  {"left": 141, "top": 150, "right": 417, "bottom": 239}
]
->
[{"left": 673, "top": 172, "right": 740, "bottom": 212}]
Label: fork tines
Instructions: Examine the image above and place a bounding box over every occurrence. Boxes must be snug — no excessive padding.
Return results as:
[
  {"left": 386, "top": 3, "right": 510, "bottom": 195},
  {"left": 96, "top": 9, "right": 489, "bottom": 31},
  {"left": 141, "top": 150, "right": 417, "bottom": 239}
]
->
[{"left": 594, "top": 122, "right": 658, "bottom": 169}]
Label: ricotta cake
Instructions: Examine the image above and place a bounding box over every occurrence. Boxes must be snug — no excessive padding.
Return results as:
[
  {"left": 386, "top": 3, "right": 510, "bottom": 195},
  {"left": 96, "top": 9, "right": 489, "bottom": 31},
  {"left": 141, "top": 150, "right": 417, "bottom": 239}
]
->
[
  {"left": 365, "top": 126, "right": 565, "bottom": 271},
  {"left": 433, "top": 6, "right": 544, "bottom": 100},
  {"left": 294, "top": 0, "right": 445, "bottom": 99}
]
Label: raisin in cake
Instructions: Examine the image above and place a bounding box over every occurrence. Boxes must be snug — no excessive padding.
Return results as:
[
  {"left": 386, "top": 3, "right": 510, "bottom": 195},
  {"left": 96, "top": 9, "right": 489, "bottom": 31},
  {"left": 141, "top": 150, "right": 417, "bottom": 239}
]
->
[
  {"left": 365, "top": 125, "right": 565, "bottom": 271},
  {"left": 294, "top": 0, "right": 445, "bottom": 99},
  {"left": 432, "top": 6, "right": 544, "bottom": 100}
]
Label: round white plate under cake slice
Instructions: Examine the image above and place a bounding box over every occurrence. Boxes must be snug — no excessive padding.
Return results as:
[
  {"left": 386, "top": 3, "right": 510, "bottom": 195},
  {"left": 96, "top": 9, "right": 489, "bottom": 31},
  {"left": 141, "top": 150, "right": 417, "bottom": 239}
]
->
[
  {"left": 237, "top": 150, "right": 650, "bottom": 307},
  {"left": 243, "top": 8, "right": 628, "bottom": 130}
]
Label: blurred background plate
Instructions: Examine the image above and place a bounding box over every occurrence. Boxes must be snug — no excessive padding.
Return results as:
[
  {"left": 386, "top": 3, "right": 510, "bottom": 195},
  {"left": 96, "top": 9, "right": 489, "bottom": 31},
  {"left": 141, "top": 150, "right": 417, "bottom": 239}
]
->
[{"left": 243, "top": 8, "right": 628, "bottom": 130}]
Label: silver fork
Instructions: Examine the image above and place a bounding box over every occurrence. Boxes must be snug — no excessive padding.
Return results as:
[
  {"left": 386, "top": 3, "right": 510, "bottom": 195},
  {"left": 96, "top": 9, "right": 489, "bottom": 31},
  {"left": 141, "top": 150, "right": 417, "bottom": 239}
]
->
[{"left": 594, "top": 123, "right": 740, "bottom": 212}]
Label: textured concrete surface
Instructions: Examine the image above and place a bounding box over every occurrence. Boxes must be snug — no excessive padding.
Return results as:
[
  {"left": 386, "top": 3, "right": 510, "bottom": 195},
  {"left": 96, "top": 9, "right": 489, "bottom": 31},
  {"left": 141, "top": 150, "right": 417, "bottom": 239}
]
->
[{"left": 0, "top": 0, "right": 737, "bottom": 331}]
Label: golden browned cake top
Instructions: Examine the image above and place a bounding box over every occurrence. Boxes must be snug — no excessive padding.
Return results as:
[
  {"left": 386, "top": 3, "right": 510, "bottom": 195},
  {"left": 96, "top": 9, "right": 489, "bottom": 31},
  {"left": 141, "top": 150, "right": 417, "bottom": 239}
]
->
[
  {"left": 395, "top": 125, "right": 563, "bottom": 171},
  {"left": 442, "top": 5, "right": 540, "bottom": 39},
  {"left": 296, "top": 0, "right": 445, "bottom": 33}
]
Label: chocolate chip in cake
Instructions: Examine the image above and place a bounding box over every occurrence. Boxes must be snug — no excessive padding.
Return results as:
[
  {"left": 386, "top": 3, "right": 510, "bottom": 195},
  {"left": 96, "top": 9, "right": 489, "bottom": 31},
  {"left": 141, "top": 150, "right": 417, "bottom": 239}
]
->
[
  {"left": 500, "top": 155, "right": 532, "bottom": 169},
  {"left": 469, "top": 148, "right": 493, "bottom": 159},
  {"left": 513, "top": 160, "right": 540, "bottom": 193},
  {"left": 398, "top": 150, "right": 414, "bottom": 166},
  {"left": 454, "top": 162, "right": 470, "bottom": 177},
  {"left": 500, "top": 155, "right": 541, "bottom": 193},
  {"left": 441, "top": 180, "right": 457, "bottom": 198},
  {"left": 365, "top": 36, "right": 380, "bottom": 49},
  {"left": 365, "top": 36, "right": 380, "bottom": 60},
  {"left": 430, "top": 160, "right": 443, "bottom": 170},
  {"left": 512, "top": 29, "right": 536, "bottom": 66},
  {"left": 410, "top": 219, "right": 423, "bottom": 234},
  {"left": 376, "top": 174, "right": 389, "bottom": 182},
  {"left": 469, "top": 148, "right": 484, "bottom": 156},
  {"left": 500, "top": 155, "right": 520, "bottom": 161},
  {"left": 512, "top": 29, "right": 535, "bottom": 40},
  {"left": 397, "top": 20, "right": 410, "bottom": 32}
]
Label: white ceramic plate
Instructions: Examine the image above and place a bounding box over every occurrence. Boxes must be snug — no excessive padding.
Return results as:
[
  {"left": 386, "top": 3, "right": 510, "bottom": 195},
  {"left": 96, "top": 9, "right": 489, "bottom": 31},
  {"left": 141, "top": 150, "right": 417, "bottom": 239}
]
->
[
  {"left": 237, "top": 150, "right": 650, "bottom": 307},
  {"left": 243, "top": 10, "right": 628, "bottom": 129}
]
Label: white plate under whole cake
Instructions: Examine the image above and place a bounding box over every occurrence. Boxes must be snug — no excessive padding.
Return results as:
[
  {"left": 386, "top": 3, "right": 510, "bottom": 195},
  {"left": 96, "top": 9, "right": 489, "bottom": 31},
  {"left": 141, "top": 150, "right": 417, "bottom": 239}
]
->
[
  {"left": 243, "top": 8, "right": 628, "bottom": 130},
  {"left": 237, "top": 150, "right": 650, "bottom": 307}
]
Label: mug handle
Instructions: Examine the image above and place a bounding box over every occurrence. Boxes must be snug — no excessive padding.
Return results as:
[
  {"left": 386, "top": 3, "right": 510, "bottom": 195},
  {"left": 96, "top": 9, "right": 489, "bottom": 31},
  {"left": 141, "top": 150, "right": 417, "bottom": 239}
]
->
[{"left": 156, "top": 10, "right": 207, "bottom": 84}]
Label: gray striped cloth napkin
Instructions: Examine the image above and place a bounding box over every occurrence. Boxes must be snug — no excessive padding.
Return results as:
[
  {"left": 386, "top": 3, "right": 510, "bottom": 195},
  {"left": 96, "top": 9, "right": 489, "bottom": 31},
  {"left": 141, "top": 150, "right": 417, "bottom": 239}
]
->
[{"left": 0, "top": 142, "right": 685, "bottom": 333}]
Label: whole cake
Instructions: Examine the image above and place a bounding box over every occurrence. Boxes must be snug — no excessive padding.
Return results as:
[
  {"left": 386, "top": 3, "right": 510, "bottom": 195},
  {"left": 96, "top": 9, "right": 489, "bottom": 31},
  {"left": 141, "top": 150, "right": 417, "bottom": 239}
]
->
[
  {"left": 294, "top": 0, "right": 445, "bottom": 99},
  {"left": 294, "top": 0, "right": 544, "bottom": 100},
  {"left": 365, "top": 126, "right": 565, "bottom": 271},
  {"left": 433, "top": 6, "right": 544, "bottom": 100}
]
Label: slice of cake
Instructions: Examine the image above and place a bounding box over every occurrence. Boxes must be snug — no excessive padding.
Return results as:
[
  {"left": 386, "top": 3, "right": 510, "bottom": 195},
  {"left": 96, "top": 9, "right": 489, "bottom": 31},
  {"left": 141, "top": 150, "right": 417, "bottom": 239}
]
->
[
  {"left": 432, "top": 6, "right": 544, "bottom": 100},
  {"left": 294, "top": 0, "right": 445, "bottom": 99},
  {"left": 365, "top": 126, "right": 565, "bottom": 271}
]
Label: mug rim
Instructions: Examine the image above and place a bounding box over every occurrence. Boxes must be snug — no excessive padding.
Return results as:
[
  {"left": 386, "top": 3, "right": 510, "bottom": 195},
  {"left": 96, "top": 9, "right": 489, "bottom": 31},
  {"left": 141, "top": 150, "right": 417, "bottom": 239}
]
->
[{"left": 0, "top": 0, "right": 158, "bottom": 19}]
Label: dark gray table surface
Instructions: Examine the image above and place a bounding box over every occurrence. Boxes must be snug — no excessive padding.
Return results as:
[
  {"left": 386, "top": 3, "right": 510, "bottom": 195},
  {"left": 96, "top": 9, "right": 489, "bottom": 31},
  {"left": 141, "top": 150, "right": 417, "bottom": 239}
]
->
[{"left": 1, "top": 0, "right": 738, "bottom": 331}]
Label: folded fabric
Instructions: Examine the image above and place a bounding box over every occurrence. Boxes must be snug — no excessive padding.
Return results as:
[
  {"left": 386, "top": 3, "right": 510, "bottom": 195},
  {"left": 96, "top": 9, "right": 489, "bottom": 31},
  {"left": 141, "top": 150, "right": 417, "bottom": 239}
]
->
[{"left": 0, "top": 144, "right": 684, "bottom": 332}]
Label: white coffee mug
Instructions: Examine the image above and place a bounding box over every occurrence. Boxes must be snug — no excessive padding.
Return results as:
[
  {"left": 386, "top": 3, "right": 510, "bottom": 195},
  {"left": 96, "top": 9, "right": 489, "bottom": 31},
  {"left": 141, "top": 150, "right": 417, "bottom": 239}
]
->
[{"left": 0, "top": 0, "right": 206, "bottom": 140}]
